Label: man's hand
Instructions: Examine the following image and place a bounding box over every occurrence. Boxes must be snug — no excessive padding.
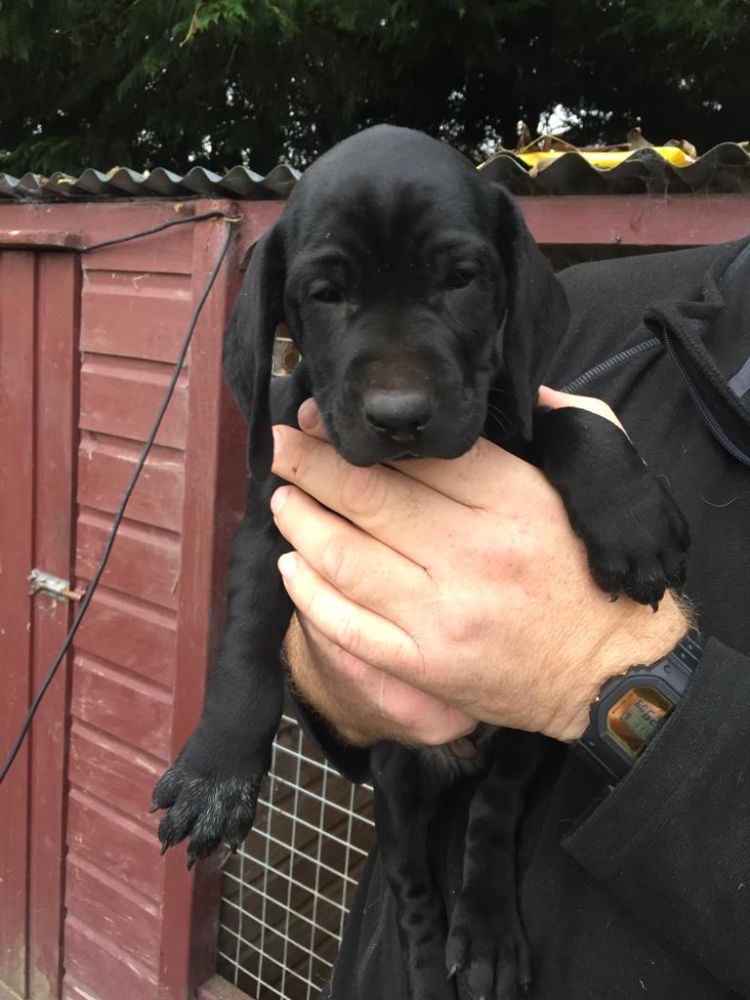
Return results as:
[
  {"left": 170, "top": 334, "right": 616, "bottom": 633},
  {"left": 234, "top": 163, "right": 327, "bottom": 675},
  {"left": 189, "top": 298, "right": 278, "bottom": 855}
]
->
[{"left": 272, "top": 388, "right": 689, "bottom": 747}]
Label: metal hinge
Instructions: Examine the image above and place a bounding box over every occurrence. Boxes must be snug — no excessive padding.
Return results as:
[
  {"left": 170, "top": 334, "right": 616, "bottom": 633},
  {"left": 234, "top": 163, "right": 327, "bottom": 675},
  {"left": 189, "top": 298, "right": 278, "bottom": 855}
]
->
[{"left": 28, "top": 569, "right": 85, "bottom": 603}]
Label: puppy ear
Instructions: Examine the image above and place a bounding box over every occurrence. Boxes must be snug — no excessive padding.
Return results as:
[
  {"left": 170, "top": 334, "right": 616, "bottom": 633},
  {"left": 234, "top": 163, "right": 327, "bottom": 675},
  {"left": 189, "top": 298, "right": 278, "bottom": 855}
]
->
[
  {"left": 223, "top": 224, "right": 285, "bottom": 480},
  {"left": 493, "top": 188, "right": 570, "bottom": 439}
]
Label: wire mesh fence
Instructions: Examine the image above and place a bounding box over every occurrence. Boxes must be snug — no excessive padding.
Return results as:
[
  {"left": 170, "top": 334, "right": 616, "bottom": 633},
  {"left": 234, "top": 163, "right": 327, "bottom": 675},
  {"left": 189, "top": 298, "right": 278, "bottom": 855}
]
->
[{"left": 218, "top": 714, "right": 375, "bottom": 1000}]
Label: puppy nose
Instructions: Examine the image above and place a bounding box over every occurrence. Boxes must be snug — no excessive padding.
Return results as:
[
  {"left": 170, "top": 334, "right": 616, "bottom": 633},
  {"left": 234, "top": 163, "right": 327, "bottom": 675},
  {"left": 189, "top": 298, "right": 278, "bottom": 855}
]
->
[{"left": 363, "top": 388, "right": 433, "bottom": 438}]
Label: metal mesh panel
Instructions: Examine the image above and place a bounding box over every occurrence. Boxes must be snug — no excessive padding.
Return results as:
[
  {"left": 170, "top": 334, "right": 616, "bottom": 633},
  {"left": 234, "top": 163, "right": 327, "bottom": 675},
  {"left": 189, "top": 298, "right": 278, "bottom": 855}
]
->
[{"left": 218, "top": 714, "right": 375, "bottom": 999}]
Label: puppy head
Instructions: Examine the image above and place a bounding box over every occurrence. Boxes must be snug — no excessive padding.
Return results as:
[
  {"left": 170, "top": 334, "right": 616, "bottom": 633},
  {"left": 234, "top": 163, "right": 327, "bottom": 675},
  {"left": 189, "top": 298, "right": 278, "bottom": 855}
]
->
[{"left": 224, "top": 125, "right": 569, "bottom": 478}]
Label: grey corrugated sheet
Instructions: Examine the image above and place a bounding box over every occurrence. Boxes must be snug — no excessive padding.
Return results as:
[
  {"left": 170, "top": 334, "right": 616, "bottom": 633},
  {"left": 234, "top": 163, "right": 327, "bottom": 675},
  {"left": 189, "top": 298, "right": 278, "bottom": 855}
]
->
[
  {"left": 1, "top": 143, "right": 749, "bottom": 200},
  {"left": 0, "top": 163, "right": 300, "bottom": 201}
]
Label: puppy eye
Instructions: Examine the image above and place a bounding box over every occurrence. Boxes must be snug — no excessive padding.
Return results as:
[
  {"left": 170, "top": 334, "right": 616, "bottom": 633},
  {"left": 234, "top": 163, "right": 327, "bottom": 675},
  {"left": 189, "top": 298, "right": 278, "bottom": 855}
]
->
[
  {"left": 445, "top": 266, "right": 479, "bottom": 289},
  {"left": 310, "top": 282, "right": 343, "bottom": 304}
]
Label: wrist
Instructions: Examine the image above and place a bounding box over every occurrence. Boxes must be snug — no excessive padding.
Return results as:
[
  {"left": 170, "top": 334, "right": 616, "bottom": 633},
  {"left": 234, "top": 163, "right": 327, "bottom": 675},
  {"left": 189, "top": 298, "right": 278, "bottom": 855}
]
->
[{"left": 546, "top": 593, "right": 691, "bottom": 742}]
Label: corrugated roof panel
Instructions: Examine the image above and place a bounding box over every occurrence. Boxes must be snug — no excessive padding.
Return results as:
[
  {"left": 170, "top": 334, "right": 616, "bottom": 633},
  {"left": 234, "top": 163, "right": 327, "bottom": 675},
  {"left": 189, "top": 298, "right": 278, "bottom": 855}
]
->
[
  {"left": 0, "top": 163, "right": 300, "bottom": 201},
  {"left": 479, "top": 142, "right": 750, "bottom": 195},
  {"left": 1, "top": 143, "right": 749, "bottom": 200}
]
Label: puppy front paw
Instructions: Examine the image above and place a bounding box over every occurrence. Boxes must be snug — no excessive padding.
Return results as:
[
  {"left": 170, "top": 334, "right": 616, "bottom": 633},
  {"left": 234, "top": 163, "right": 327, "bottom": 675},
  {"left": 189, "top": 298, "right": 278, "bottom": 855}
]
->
[
  {"left": 533, "top": 406, "right": 690, "bottom": 611},
  {"left": 151, "top": 732, "right": 265, "bottom": 868},
  {"left": 583, "top": 479, "right": 689, "bottom": 610}
]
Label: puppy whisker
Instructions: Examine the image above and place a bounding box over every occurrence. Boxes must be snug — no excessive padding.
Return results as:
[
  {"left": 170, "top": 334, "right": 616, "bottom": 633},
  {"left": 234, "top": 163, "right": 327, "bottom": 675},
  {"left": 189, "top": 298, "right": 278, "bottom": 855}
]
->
[{"left": 485, "top": 402, "right": 511, "bottom": 434}]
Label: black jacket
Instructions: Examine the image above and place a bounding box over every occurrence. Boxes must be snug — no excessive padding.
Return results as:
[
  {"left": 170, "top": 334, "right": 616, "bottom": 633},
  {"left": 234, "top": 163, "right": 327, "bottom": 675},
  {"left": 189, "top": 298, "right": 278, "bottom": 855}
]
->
[{"left": 309, "top": 238, "right": 750, "bottom": 1000}]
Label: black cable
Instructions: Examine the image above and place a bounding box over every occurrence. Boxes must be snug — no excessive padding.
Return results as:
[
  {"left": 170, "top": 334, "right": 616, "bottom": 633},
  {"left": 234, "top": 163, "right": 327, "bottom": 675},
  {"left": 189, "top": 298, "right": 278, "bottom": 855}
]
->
[
  {"left": 0, "top": 214, "right": 237, "bottom": 784},
  {"left": 81, "top": 209, "right": 239, "bottom": 253}
]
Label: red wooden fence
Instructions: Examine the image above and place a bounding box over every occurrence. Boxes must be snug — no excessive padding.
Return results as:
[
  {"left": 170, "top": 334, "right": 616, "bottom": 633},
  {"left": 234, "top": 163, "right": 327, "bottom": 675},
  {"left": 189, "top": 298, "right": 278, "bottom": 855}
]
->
[
  {"left": 1, "top": 193, "right": 749, "bottom": 1000},
  {"left": 0, "top": 200, "right": 281, "bottom": 1000}
]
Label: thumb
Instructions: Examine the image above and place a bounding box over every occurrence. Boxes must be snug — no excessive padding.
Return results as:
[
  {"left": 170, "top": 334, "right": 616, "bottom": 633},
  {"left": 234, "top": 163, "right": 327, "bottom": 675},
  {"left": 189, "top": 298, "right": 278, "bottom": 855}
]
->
[
  {"left": 297, "top": 398, "right": 331, "bottom": 441},
  {"left": 537, "top": 385, "right": 625, "bottom": 432}
]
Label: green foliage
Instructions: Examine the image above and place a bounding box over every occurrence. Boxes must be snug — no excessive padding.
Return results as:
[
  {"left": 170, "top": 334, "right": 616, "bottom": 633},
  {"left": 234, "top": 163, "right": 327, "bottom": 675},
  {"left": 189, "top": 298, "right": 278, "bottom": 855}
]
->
[{"left": 1, "top": 0, "right": 748, "bottom": 175}]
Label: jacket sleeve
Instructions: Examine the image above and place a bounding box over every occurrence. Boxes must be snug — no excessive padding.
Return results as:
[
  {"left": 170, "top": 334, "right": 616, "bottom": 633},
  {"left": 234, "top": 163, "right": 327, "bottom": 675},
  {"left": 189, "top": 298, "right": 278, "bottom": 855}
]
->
[{"left": 563, "top": 637, "right": 750, "bottom": 996}]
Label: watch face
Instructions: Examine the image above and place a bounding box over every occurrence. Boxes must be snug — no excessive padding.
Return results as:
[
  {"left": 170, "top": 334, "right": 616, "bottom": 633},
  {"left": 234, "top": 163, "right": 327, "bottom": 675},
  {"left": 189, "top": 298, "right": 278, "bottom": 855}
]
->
[{"left": 606, "top": 686, "right": 673, "bottom": 757}]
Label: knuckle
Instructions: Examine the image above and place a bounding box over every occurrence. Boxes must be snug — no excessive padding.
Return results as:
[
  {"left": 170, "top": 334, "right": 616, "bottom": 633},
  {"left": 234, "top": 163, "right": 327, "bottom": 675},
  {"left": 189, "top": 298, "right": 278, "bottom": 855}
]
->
[
  {"left": 483, "top": 526, "right": 539, "bottom": 579},
  {"left": 321, "top": 535, "right": 356, "bottom": 590},
  {"left": 340, "top": 464, "right": 389, "bottom": 520},
  {"left": 332, "top": 612, "right": 360, "bottom": 654},
  {"left": 440, "top": 601, "right": 485, "bottom": 647},
  {"left": 303, "top": 585, "right": 326, "bottom": 626},
  {"left": 392, "top": 633, "right": 422, "bottom": 678},
  {"left": 443, "top": 619, "right": 481, "bottom": 648}
]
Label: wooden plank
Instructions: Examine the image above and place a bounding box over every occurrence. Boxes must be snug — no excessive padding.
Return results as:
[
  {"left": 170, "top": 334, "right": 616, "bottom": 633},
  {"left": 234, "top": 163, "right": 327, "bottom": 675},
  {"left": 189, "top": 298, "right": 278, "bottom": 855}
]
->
[
  {"left": 197, "top": 974, "right": 256, "bottom": 1000},
  {"left": 27, "top": 252, "right": 80, "bottom": 1000},
  {"left": 79, "top": 356, "right": 188, "bottom": 450},
  {"left": 70, "top": 653, "right": 172, "bottom": 762},
  {"left": 83, "top": 226, "right": 195, "bottom": 276},
  {"left": 4, "top": 192, "right": 750, "bottom": 261},
  {"left": 65, "top": 855, "right": 162, "bottom": 970},
  {"left": 0, "top": 984, "right": 24, "bottom": 1000},
  {"left": 75, "top": 509, "right": 181, "bottom": 612},
  {"left": 66, "top": 789, "right": 164, "bottom": 904},
  {"left": 0, "top": 200, "right": 207, "bottom": 265},
  {"left": 74, "top": 587, "right": 177, "bottom": 689},
  {"left": 159, "top": 215, "right": 250, "bottom": 1000},
  {"left": 78, "top": 432, "right": 185, "bottom": 533},
  {"left": 0, "top": 251, "right": 36, "bottom": 999},
  {"left": 81, "top": 270, "right": 193, "bottom": 363},
  {"left": 519, "top": 193, "right": 750, "bottom": 247},
  {"left": 68, "top": 722, "right": 163, "bottom": 823},
  {"left": 64, "top": 919, "right": 159, "bottom": 1000},
  {"left": 63, "top": 980, "right": 105, "bottom": 1000}
]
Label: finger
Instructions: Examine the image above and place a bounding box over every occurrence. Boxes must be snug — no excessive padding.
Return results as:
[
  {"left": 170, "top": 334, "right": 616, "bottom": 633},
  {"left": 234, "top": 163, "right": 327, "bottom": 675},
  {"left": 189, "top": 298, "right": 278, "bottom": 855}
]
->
[
  {"left": 293, "top": 617, "right": 476, "bottom": 745},
  {"left": 272, "top": 424, "right": 468, "bottom": 557},
  {"left": 386, "top": 435, "right": 551, "bottom": 510},
  {"left": 538, "top": 385, "right": 625, "bottom": 432},
  {"left": 297, "top": 398, "right": 330, "bottom": 441},
  {"left": 277, "top": 549, "right": 425, "bottom": 681},
  {"left": 271, "top": 484, "right": 430, "bottom": 621},
  {"left": 293, "top": 398, "right": 544, "bottom": 510}
]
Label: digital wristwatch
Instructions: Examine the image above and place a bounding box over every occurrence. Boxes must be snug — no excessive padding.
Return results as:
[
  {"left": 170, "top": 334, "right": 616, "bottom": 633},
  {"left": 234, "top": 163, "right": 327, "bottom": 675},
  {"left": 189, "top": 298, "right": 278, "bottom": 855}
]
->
[{"left": 575, "top": 630, "right": 704, "bottom": 784}]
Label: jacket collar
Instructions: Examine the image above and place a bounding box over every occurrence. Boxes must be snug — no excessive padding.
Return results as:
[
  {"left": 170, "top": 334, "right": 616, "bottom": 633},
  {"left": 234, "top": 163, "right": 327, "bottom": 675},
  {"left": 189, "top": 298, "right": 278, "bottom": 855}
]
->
[{"left": 644, "top": 242, "right": 750, "bottom": 467}]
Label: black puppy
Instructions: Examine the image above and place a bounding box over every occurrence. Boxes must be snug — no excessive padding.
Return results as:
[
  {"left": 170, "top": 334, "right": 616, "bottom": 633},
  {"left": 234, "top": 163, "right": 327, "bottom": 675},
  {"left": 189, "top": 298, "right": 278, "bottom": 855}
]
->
[{"left": 152, "top": 126, "right": 688, "bottom": 1000}]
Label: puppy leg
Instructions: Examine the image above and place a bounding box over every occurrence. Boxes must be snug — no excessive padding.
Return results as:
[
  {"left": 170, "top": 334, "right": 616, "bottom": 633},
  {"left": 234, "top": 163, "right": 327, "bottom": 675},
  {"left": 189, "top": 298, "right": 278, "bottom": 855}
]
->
[
  {"left": 532, "top": 406, "right": 689, "bottom": 608},
  {"left": 445, "top": 730, "right": 544, "bottom": 1000},
  {"left": 152, "top": 375, "right": 308, "bottom": 867},
  {"left": 371, "top": 743, "right": 460, "bottom": 1000},
  {"left": 151, "top": 478, "right": 294, "bottom": 866}
]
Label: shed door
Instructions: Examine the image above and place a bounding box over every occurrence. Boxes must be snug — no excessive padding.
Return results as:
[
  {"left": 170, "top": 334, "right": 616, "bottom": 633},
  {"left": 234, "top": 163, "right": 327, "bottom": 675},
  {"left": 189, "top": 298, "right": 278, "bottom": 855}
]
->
[{"left": 0, "top": 250, "right": 80, "bottom": 999}]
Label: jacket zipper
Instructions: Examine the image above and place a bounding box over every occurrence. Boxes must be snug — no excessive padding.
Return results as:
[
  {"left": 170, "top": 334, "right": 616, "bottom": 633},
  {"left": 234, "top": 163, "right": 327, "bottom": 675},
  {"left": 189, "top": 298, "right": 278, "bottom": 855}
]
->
[
  {"left": 562, "top": 338, "right": 661, "bottom": 394},
  {"left": 662, "top": 330, "right": 750, "bottom": 468}
]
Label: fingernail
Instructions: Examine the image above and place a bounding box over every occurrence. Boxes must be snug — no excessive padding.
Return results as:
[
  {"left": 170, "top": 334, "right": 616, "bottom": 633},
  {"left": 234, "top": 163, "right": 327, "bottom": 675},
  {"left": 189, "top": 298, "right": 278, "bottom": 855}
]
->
[
  {"left": 298, "top": 398, "right": 320, "bottom": 430},
  {"left": 270, "top": 486, "right": 289, "bottom": 515},
  {"left": 278, "top": 552, "right": 298, "bottom": 577}
]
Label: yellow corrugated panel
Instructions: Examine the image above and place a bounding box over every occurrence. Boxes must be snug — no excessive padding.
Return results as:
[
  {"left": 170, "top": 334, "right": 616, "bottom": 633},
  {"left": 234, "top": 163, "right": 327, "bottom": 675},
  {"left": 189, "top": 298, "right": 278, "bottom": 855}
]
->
[{"left": 514, "top": 147, "right": 695, "bottom": 169}]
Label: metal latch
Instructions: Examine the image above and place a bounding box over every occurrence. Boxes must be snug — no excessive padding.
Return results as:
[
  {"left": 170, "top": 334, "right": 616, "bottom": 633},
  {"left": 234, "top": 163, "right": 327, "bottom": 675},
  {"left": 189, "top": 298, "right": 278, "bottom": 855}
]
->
[{"left": 28, "top": 569, "right": 85, "bottom": 603}]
